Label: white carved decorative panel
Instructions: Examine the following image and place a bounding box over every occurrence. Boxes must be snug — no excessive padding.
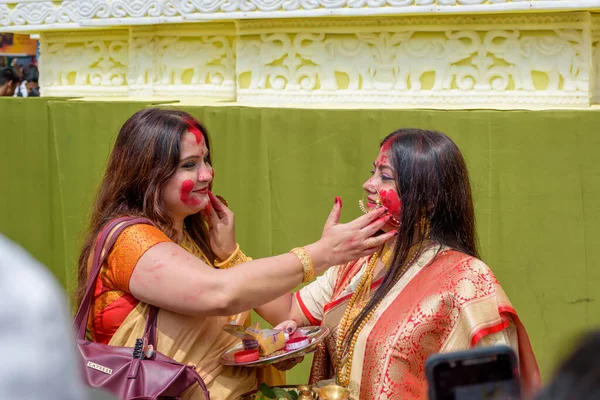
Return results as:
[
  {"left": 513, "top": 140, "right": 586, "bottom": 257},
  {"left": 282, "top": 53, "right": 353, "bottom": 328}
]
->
[
  {"left": 236, "top": 14, "right": 592, "bottom": 107},
  {"left": 128, "top": 24, "right": 236, "bottom": 99},
  {"left": 591, "top": 14, "right": 600, "bottom": 103},
  {"left": 25, "top": 11, "right": 600, "bottom": 107},
  {"left": 39, "top": 30, "right": 129, "bottom": 97},
  {"left": 2, "top": 0, "right": 600, "bottom": 31}
]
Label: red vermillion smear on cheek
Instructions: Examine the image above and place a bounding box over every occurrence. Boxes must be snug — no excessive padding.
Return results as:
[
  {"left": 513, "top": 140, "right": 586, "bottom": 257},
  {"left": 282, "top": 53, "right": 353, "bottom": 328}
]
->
[
  {"left": 180, "top": 179, "right": 200, "bottom": 206},
  {"left": 186, "top": 122, "right": 204, "bottom": 145},
  {"left": 380, "top": 189, "right": 401, "bottom": 217}
]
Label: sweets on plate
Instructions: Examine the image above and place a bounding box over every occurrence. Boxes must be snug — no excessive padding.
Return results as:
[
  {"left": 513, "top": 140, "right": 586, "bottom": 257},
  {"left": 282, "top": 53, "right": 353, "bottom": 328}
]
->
[
  {"left": 284, "top": 336, "right": 309, "bottom": 352},
  {"left": 244, "top": 322, "right": 286, "bottom": 356},
  {"left": 234, "top": 349, "right": 260, "bottom": 363},
  {"left": 224, "top": 321, "right": 316, "bottom": 362}
]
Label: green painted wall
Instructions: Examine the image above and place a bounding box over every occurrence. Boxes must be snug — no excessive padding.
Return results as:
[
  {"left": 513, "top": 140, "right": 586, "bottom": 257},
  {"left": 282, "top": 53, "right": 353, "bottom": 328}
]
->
[{"left": 2, "top": 99, "right": 599, "bottom": 385}]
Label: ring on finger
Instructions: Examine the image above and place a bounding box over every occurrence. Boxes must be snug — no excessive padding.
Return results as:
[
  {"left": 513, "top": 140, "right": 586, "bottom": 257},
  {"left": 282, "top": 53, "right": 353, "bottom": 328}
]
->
[{"left": 364, "top": 237, "right": 380, "bottom": 248}]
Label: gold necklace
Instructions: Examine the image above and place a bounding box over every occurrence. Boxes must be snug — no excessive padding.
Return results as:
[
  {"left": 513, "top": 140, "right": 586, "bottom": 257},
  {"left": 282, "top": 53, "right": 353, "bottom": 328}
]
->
[
  {"left": 346, "top": 245, "right": 392, "bottom": 322},
  {"left": 335, "top": 243, "right": 424, "bottom": 387}
]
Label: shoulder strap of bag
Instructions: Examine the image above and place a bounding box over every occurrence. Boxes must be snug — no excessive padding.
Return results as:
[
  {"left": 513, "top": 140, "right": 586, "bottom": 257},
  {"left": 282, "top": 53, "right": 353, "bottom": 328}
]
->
[{"left": 73, "top": 217, "right": 157, "bottom": 341}]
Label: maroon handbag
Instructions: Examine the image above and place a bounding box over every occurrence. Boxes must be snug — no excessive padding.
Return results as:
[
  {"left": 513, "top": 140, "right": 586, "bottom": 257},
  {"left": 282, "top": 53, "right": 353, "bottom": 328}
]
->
[{"left": 73, "top": 217, "right": 210, "bottom": 400}]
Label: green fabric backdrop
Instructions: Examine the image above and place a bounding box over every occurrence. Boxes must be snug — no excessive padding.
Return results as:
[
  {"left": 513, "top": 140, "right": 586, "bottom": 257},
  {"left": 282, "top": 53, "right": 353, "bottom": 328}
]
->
[
  {"left": 0, "top": 98, "right": 58, "bottom": 282},
  {"left": 2, "top": 99, "right": 600, "bottom": 386}
]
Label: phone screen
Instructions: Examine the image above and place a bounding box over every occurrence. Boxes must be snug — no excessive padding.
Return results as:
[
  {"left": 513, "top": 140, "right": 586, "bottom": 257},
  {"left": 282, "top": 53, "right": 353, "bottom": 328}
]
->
[{"left": 430, "top": 353, "right": 521, "bottom": 400}]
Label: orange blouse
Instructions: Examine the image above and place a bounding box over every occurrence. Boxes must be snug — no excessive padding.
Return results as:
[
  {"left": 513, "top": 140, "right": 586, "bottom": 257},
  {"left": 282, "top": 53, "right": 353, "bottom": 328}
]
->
[{"left": 89, "top": 224, "right": 171, "bottom": 344}]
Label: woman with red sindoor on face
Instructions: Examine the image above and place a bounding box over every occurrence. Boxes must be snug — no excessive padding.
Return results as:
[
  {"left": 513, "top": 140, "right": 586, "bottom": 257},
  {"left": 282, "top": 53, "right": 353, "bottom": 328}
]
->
[
  {"left": 75, "top": 108, "right": 395, "bottom": 400},
  {"left": 253, "top": 128, "right": 541, "bottom": 399}
]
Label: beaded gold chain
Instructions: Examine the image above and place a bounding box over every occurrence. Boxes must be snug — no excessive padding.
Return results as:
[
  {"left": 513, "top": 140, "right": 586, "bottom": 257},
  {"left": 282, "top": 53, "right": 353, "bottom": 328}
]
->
[{"left": 335, "top": 243, "right": 424, "bottom": 387}]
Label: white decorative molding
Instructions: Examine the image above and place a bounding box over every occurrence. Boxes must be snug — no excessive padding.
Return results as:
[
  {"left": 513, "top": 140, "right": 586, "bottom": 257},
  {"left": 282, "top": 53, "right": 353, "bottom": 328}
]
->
[
  {"left": 592, "top": 14, "right": 600, "bottom": 102},
  {"left": 236, "top": 14, "right": 592, "bottom": 107},
  {"left": 39, "top": 30, "right": 129, "bottom": 97},
  {"left": 3, "top": 0, "right": 600, "bottom": 31},
  {"left": 128, "top": 24, "right": 236, "bottom": 99},
  {"left": 25, "top": 12, "right": 600, "bottom": 107}
]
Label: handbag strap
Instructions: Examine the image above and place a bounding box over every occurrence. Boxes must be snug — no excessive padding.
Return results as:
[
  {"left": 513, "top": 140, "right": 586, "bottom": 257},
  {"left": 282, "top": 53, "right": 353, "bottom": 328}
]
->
[
  {"left": 73, "top": 216, "right": 159, "bottom": 342},
  {"left": 188, "top": 367, "right": 211, "bottom": 400},
  {"left": 143, "top": 303, "right": 159, "bottom": 346}
]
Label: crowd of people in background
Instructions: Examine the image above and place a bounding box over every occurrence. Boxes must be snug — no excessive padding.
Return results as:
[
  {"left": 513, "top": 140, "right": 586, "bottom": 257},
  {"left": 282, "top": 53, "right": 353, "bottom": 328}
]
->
[{"left": 0, "top": 59, "right": 39, "bottom": 97}]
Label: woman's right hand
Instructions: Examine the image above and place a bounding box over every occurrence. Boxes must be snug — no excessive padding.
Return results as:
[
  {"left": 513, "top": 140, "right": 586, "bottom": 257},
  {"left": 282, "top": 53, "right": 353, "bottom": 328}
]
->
[{"left": 306, "top": 197, "right": 396, "bottom": 274}]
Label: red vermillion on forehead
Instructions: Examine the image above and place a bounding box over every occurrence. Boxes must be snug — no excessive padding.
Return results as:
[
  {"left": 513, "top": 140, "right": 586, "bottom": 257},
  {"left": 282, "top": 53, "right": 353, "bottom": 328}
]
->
[
  {"left": 185, "top": 120, "right": 204, "bottom": 145},
  {"left": 380, "top": 139, "right": 392, "bottom": 153},
  {"left": 375, "top": 148, "right": 390, "bottom": 167}
]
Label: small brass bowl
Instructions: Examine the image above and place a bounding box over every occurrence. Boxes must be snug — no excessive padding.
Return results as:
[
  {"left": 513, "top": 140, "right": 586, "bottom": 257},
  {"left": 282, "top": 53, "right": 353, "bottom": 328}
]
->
[{"left": 317, "top": 384, "right": 350, "bottom": 400}]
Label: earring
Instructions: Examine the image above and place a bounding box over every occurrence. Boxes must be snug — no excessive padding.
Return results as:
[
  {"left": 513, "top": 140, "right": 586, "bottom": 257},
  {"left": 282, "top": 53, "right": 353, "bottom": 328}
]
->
[
  {"left": 359, "top": 193, "right": 401, "bottom": 227},
  {"left": 359, "top": 192, "right": 381, "bottom": 214},
  {"left": 419, "top": 212, "right": 430, "bottom": 238},
  {"left": 358, "top": 199, "right": 369, "bottom": 214}
]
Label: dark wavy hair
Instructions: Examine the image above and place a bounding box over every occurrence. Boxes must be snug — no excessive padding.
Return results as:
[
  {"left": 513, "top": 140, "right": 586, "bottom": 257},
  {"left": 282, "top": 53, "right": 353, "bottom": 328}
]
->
[
  {"left": 342, "top": 128, "right": 480, "bottom": 353},
  {"left": 75, "top": 108, "right": 214, "bottom": 306}
]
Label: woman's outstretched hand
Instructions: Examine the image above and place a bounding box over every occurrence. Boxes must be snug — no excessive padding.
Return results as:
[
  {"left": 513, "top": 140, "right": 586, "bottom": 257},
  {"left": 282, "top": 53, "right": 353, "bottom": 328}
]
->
[
  {"left": 200, "top": 192, "right": 237, "bottom": 261},
  {"left": 308, "top": 197, "right": 397, "bottom": 273}
]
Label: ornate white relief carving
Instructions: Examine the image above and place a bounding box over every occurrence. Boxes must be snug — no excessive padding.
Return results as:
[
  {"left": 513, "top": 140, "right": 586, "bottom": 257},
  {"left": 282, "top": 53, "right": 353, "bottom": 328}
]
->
[
  {"left": 591, "top": 14, "right": 600, "bottom": 102},
  {"left": 1, "top": 0, "right": 599, "bottom": 31},
  {"left": 128, "top": 25, "right": 236, "bottom": 99},
  {"left": 8, "top": 1, "right": 77, "bottom": 26},
  {"left": 236, "top": 15, "right": 592, "bottom": 106},
  {"left": 39, "top": 31, "right": 129, "bottom": 97},
  {"left": 23, "top": 11, "right": 600, "bottom": 107},
  {"left": 0, "top": 5, "right": 10, "bottom": 27}
]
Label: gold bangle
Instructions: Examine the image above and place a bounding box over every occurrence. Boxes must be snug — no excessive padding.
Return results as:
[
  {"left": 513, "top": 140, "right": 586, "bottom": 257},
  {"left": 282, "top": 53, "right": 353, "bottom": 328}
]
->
[
  {"left": 214, "top": 244, "right": 252, "bottom": 269},
  {"left": 290, "top": 247, "right": 315, "bottom": 283}
]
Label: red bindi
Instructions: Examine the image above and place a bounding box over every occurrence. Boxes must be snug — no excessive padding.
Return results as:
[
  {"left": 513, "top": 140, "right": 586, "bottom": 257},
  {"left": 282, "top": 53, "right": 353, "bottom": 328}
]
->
[
  {"left": 180, "top": 179, "right": 201, "bottom": 206},
  {"left": 380, "top": 189, "right": 401, "bottom": 217}
]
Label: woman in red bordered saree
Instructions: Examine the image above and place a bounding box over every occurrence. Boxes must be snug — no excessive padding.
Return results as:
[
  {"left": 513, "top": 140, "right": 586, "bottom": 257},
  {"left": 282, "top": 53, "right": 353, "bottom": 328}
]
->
[{"left": 257, "top": 128, "right": 540, "bottom": 399}]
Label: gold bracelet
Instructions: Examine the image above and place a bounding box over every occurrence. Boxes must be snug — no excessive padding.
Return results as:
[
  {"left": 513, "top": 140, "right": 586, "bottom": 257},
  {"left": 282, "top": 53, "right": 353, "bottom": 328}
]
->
[
  {"left": 214, "top": 244, "right": 252, "bottom": 269},
  {"left": 290, "top": 247, "right": 315, "bottom": 283}
]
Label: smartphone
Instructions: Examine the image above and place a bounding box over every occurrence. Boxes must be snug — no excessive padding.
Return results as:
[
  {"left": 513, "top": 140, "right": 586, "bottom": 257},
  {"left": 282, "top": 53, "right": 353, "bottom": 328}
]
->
[{"left": 426, "top": 345, "right": 521, "bottom": 400}]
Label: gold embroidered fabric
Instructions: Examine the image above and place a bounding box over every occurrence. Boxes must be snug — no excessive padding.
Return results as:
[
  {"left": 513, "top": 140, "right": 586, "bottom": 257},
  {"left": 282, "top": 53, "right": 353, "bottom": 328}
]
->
[
  {"left": 89, "top": 224, "right": 171, "bottom": 343},
  {"left": 360, "top": 251, "right": 539, "bottom": 399},
  {"left": 180, "top": 229, "right": 211, "bottom": 265},
  {"left": 105, "top": 224, "right": 171, "bottom": 291},
  {"left": 306, "top": 249, "right": 539, "bottom": 399}
]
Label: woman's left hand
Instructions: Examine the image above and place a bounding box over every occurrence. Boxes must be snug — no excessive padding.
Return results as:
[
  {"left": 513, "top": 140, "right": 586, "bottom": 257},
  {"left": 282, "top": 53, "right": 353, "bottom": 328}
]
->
[
  {"left": 271, "top": 320, "right": 303, "bottom": 370},
  {"left": 274, "top": 320, "right": 298, "bottom": 335},
  {"left": 201, "top": 192, "right": 237, "bottom": 261}
]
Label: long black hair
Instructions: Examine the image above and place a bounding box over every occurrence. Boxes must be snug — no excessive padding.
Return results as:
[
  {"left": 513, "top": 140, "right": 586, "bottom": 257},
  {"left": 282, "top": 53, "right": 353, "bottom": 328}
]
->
[{"left": 342, "top": 128, "right": 480, "bottom": 354}]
